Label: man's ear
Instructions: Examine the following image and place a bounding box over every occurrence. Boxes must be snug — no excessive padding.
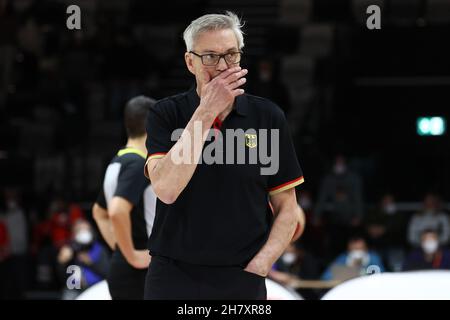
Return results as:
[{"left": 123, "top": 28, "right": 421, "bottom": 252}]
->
[{"left": 185, "top": 52, "right": 195, "bottom": 75}]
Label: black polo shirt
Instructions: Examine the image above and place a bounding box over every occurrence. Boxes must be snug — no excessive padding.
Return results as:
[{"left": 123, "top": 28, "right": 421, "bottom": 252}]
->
[{"left": 145, "top": 87, "right": 304, "bottom": 266}]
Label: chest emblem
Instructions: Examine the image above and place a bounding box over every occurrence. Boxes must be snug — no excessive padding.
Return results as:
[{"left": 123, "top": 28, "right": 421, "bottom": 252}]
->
[{"left": 245, "top": 134, "right": 257, "bottom": 148}]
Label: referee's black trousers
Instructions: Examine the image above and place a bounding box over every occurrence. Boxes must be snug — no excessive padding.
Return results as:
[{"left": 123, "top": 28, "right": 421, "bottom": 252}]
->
[{"left": 144, "top": 256, "right": 267, "bottom": 300}]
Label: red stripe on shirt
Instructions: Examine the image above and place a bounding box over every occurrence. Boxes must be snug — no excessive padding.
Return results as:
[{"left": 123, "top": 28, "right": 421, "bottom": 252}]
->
[{"left": 268, "top": 176, "right": 304, "bottom": 192}]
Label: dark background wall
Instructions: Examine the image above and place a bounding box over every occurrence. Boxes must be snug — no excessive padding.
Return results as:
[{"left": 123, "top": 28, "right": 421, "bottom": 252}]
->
[{"left": 0, "top": 0, "right": 449, "bottom": 205}]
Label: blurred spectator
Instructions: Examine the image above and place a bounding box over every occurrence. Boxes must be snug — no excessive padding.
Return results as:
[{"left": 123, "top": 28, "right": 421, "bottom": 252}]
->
[
  {"left": 297, "top": 189, "right": 326, "bottom": 258},
  {"left": 271, "top": 242, "right": 321, "bottom": 281},
  {"left": 57, "top": 219, "right": 109, "bottom": 300},
  {"left": 2, "top": 187, "right": 28, "bottom": 299},
  {"left": 48, "top": 197, "right": 85, "bottom": 249},
  {"left": 321, "top": 235, "right": 384, "bottom": 281},
  {"left": 408, "top": 193, "right": 450, "bottom": 248},
  {"left": 403, "top": 229, "right": 450, "bottom": 271},
  {"left": 314, "top": 155, "right": 364, "bottom": 258},
  {"left": 364, "top": 194, "right": 407, "bottom": 271},
  {"left": 269, "top": 242, "right": 321, "bottom": 300},
  {"left": 31, "top": 197, "right": 85, "bottom": 290},
  {"left": 248, "top": 58, "right": 291, "bottom": 114}
]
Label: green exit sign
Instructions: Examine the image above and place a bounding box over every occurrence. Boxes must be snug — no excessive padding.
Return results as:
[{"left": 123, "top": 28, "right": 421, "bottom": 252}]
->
[{"left": 417, "top": 117, "right": 446, "bottom": 136}]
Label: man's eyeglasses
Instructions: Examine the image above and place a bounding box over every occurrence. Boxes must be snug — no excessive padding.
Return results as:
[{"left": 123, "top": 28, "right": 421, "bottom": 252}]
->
[{"left": 189, "top": 51, "right": 242, "bottom": 66}]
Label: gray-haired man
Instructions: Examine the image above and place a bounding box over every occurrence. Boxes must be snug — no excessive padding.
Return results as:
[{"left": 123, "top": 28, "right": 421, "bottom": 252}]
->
[{"left": 144, "top": 12, "right": 305, "bottom": 300}]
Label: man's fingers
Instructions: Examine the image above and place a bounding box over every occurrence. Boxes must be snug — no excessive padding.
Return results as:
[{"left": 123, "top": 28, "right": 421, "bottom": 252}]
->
[
  {"left": 215, "top": 66, "right": 241, "bottom": 81},
  {"left": 232, "top": 88, "right": 245, "bottom": 97},
  {"left": 223, "top": 69, "right": 248, "bottom": 84},
  {"left": 200, "top": 68, "right": 211, "bottom": 85},
  {"left": 227, "top": 77, "right": 246, "bottom": 90}
]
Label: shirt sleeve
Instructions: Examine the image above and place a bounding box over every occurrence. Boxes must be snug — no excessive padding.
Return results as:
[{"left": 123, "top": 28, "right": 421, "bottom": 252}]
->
[
  {"left": 115, "top": 159, "right": 148, "bottom": 206},
  {"left": 144, "top": 100, "right": 176, "bottom": 178},
  {"left": 267, "top": 108, "right": 304, "bottom": 196}
]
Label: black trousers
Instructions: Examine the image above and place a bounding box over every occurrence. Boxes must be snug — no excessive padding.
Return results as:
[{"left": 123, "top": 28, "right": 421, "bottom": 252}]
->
[
  {"left": 144, "top": 256, "right": 267, "bottom": 300},
  {"left": 107, "top": 250, "right": 147, "bottom": 300}
]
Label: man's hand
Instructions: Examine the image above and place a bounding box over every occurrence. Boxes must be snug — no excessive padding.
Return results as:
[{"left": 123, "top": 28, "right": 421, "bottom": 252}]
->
[
  {"left": 110, "top": 197, "right": 151, "bottom": 269},
  {"left": 199, "top": 66, "right": 248, "bottom": 116},
  {"left": 244, "top": 259, "right": 270, "bottom": 277},
  {"left": 129, "top": 250, "right": 151, "bottom": 269},
  {"left": 245, "top": 188, "right": 303, "bottom": 278},
  {"left": 147, "top": 67, "right": 248, "bottom": 205}
]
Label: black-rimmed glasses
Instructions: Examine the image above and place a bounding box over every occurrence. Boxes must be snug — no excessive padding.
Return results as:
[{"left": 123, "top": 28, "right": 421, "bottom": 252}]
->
[{"left": 189, "top": 51, "right": 242, "bottom": 66}]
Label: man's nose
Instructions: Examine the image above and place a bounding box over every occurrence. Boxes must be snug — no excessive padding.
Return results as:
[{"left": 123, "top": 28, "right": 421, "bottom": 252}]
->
[{"left": 216, "top": 56, "right": 229, "bottom": 71}]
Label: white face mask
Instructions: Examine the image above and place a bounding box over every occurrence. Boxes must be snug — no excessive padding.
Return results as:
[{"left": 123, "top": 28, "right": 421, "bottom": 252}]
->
[
  {"left": 281, "top": 252, "right": 297, "bottom": 265},
  {"left": 384, "top": 204, "right": 397, "bottom": 215},
  {"left": 75, "top": 230, "right": 93, "bottom": 245},
  {"left": 334, "top": 164, "right": 347, "bottom": 175},
  {"left": 347, "top": 249, "right": 369, "bottom": 266},
  {"left": 422, "top": 239, "right": 438, "bottom": 254},
  {"left": 6, "top": 201, "right": 18, "bottom": 210}
]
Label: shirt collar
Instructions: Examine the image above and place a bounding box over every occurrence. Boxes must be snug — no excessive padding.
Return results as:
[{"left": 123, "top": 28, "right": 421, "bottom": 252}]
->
[{"left": 187, "top": 86, "right": 248, "bottom": 117}]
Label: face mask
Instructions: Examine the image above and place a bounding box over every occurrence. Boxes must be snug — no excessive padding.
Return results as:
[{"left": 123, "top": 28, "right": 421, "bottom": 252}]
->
[
  {"left": 75, "top": 230, "right": 93, "bottom": 245},
  {"left": 6, "top": 201, "right": 18, "bottom": 210},
  {"left": 347, "top": 249, "right": 369, "bottom": 266},
  {"left": 422, "top": 239, "right": 438, "bottom": 254},
  {"left": 384, "top": 204, "right": 397, "bottom": 215},
  {"left": 334, "top": 164, "right": 347, "bottom": 175},
  {"left": 281, "top": 252, "right": 297, "bottom": 265}
]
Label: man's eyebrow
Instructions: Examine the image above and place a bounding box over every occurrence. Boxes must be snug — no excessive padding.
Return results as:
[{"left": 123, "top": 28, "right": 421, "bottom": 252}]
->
[{"left": 201, "top": 48, "right": 239, "bottom": 54}]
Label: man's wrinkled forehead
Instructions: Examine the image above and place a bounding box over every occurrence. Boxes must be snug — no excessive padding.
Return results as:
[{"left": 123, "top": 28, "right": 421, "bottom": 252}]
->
[{"left": 193, "top": 29, "right": 239, "bottom": 53}]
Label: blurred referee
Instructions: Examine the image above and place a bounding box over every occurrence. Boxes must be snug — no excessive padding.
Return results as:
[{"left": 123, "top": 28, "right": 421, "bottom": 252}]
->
[{"left": 93, "top": 96, "right": 157, "bottom": 300}]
